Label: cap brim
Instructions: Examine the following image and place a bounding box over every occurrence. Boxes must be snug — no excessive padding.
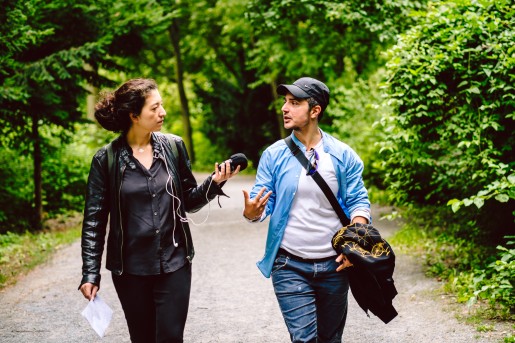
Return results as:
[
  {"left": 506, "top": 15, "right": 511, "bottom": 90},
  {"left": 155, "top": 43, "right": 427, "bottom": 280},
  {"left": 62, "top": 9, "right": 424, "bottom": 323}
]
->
[{"left": 277, "top": 84, "right": 310, "bottom": 99}]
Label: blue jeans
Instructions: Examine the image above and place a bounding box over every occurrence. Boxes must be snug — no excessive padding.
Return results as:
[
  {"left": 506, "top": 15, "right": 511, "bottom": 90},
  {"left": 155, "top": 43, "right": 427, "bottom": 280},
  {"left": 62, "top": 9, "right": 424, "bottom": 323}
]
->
[{"left": 271, "top": 251, "right": 349, "bottom": 343}]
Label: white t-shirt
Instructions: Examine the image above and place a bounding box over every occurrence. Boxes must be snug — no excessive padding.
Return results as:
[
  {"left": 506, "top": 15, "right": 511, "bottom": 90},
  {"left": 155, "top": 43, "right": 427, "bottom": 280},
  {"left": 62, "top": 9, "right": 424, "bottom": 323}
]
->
[{"left": 280, "top": 139, "right": 342, "bottom": 259}]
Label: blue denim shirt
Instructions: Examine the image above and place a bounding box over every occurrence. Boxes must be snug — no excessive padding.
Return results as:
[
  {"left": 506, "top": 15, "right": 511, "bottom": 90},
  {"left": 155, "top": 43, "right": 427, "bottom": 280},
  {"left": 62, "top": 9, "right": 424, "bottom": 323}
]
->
[{"left": 251, "top": 130, "right": 371, "bottom": 278}]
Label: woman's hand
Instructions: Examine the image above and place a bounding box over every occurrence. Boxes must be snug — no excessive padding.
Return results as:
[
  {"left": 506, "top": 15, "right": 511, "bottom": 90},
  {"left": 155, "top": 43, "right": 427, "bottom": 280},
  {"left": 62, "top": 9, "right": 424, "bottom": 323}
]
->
[
  {"left": 80, "top": 282, "right": 99, "bottom": 301},
  {"left": 212, "top": 160, "right": 240, "bottom": 184}
]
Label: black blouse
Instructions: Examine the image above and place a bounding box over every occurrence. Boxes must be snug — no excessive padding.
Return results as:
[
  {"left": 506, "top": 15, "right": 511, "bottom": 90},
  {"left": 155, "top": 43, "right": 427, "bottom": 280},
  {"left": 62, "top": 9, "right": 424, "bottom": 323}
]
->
[{"left": 120, "top": 147, "right": 187, "bottom": 275}]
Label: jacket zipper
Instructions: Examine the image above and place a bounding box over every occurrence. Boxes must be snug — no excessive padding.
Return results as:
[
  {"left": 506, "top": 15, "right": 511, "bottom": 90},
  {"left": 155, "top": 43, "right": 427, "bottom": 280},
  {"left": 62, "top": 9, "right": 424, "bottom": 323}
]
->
[
  {"left": 182, "top": 218, "right": 191, "bottom": 263},
  {"left": 117, "top": 164, "right": 126, "bottom": 275}
]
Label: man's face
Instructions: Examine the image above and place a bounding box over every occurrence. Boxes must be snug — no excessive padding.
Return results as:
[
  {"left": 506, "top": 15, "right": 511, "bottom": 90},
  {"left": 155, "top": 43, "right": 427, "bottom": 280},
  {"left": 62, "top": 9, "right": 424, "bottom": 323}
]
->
[{"left": 281, "top": 93, "right": 311, "bottom": 131}]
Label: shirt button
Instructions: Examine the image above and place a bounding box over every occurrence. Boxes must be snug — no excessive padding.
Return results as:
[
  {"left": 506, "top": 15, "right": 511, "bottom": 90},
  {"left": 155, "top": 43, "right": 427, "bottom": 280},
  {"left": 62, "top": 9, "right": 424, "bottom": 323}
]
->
[
  {"left": 152, "top": 194, "right": 156, "bottom": 197},
  {"left": 149, "top": 177, "right": 152, "bottom": 180},
  {"left": 154, "top": 211, "right": 158, "bottom": 216},
  {"left": 156, "top": 229, "right": 160, "bottom": 234}
]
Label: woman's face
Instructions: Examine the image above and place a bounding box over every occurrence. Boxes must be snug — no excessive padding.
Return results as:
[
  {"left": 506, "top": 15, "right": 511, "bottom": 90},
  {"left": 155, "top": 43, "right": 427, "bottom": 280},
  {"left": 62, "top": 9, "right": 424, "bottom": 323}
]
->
[{"left": 131, "top": 89, "right": 166, "bottom": 132}]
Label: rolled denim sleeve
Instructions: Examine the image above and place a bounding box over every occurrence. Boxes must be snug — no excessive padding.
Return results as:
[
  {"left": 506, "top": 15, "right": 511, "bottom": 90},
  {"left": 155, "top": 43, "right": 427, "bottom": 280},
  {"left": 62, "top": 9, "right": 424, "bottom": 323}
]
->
[
  {"left": 344, "top": 150, "right": 371, "bottom": 222},
  {"left": 251, "top": 149, "right": 276, "bottom": 220}
]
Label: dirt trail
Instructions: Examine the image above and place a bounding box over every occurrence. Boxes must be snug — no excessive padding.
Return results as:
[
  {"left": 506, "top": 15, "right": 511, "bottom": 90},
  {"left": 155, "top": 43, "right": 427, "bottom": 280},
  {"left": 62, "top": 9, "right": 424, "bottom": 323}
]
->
[{"left": 0, "top": 174, "right": 510, "bottom": 343}]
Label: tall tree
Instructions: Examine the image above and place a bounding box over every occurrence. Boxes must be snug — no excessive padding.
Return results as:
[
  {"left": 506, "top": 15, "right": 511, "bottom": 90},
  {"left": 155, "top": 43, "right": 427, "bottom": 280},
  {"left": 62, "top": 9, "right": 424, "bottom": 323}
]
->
[
  {"left": 0, "top": 0, "right": 170, "bottom": 229},
  {"left": 157, "top": 0, "right": 196, "bottom": 162},
  {"left": 1, "top": 0, "right": 106, "bottom": 228},
  {"left": 180, "top": 0, "right": 277, "bottom": 164},
  {"left": 179, "top": 0, "right": 427, "bottom": 165},
  {"left": 168, "top": 18, "right": 195, "bottom": 162}
]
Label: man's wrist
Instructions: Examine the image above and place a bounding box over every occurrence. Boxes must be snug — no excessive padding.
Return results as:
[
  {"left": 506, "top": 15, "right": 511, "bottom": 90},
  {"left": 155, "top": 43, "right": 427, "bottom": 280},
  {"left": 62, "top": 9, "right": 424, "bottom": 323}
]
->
[
  {"left": 243, "top": 212, "right": 261, "bottom": 222},
  {"left": 351, "top": 216, "right": 368, "bottom": 224}
]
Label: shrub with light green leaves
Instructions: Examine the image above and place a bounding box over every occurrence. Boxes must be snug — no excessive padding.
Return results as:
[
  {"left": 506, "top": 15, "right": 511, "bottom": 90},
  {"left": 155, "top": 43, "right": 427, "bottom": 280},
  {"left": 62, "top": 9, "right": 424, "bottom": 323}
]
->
[
  {"left": 448, "top": 236, "right": 515, "bottom": 319},
  {"left": 380, "top": 0, "right": 514, "bottom": 317},
  {"left": 380, "top": 0, "right": 514, "bottom": 233}
]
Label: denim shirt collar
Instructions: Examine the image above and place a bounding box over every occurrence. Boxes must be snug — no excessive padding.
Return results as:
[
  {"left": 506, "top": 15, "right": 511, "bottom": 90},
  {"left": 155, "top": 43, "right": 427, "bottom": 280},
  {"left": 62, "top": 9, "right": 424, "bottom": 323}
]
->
[{"left": 290, "top": 129, "right": 344, "bottom": 164}]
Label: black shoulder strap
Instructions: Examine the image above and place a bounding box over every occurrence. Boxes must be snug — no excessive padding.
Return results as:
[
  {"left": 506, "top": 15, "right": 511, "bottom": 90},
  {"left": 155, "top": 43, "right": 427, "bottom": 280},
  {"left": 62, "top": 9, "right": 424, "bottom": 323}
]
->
[
  {"left": 106, "top": 135, "right": 178, "bottom": 176},
  {"left": 165, "top": 134, "right": 179, "bottom": 160},
  {"left": 284, "top": 136, "right": 350, "bottom": 227}
]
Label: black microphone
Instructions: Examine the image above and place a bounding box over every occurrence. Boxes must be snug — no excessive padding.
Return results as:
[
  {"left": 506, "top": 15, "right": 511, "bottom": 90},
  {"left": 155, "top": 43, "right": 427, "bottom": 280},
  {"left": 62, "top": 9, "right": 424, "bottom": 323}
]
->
[{"left": 218, "top": 153, "right": 248, "bottom": 172}]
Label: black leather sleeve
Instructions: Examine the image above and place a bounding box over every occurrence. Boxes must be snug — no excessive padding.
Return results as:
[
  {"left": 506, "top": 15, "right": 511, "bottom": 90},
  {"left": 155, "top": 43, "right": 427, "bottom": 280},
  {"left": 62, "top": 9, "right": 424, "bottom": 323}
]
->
[
  {"left": 79, "top": 149, "right": 109, "bottom": 289},
  {"left": 175, "top": 139, "right": 227, "bottom": 213}
]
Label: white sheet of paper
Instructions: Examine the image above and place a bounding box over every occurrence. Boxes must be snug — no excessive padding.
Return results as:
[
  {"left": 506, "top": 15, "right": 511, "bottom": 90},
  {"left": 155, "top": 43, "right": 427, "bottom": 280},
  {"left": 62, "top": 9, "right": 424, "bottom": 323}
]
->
[{"left": 81, "top": 294, "right": 113, "bottom": 338}]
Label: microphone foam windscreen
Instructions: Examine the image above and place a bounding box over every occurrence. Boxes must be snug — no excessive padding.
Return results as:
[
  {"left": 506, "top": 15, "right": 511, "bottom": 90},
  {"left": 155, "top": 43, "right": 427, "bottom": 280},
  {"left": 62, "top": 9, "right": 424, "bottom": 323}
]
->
[{"left": 230, "top": 153, "right": 248, "bottom": 171}]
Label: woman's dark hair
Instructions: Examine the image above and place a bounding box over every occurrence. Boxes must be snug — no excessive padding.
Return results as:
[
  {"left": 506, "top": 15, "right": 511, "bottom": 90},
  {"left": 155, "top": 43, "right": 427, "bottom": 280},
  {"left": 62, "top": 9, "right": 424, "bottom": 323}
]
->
[{"left": 94, "top": 78, "right": 158, "bottom": 132}]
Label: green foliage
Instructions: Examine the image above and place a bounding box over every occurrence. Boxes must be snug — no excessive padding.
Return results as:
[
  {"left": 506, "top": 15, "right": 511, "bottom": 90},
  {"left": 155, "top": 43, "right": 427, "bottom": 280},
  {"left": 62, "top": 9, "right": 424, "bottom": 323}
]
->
[
  {"left": 247, "top": 0, "right": 427, "bottom": 83},
  {"left": 172, "top": 0, "right": 428, "bottom": 166},
  {"left": 1, "top": 0, "right": 107, "bottom": 145},
  {"left": 41, "top": 123, "right": 104, "bottom": 215},
  {"left": 380, "top": 0, "right": 514, "bottom": 240},
  {"left": 392, "top": 206, "right": 488, "bottom": 272},
  {"left": 448, "top": 172, "right": 515, "bottom": 212},
  {"left": 1, "top": 0, "right": 173, "bottom": 146},
  {"left": 391, "top": 204, "right": 514, "bottom": 319},
  {"left": 0, "top": 123, "right": 106, "bottom": 233},
  {"left": 476, "top": 324, "right": 494, "bottom": 332},
  {"left": 379, "top": 0, "right": 514, "bottom": 324},
  {"left": 180, "top": 0, "right": 280, "bottom": 164},
  {"left": 0, "top": 148, "right": 33, "bottom": 232},
  {"left": 330, "top": 69, "right": 390, "bottom": 187},
  {"left": 445, "top": 238, "right": 515, "bottom": 320},
  {"left": 0, "top": 0, "right": 175, "bottom": 229},
  {"left": 465, "top": 237, "right": 515, "bottom": 319}
]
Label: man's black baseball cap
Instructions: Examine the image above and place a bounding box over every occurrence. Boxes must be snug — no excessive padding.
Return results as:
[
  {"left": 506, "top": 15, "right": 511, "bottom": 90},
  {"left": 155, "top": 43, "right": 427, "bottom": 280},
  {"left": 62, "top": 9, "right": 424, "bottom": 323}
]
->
[{"left": 276, "top": 77, "right": 330, "bottom": 112}]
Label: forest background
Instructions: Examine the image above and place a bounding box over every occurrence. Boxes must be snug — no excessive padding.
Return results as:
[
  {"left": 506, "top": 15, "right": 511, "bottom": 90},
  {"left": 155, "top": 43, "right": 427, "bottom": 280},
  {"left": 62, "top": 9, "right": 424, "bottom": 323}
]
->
[{"left": 0, "top": 0, "right": 513, "bottom": 338}]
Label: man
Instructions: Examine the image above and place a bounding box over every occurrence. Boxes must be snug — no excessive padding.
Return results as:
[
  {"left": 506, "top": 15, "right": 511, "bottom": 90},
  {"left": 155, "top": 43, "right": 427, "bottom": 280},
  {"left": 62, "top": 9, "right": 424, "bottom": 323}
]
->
[{"left": 243, "top": 77, "right": 371, "bottom": 342}]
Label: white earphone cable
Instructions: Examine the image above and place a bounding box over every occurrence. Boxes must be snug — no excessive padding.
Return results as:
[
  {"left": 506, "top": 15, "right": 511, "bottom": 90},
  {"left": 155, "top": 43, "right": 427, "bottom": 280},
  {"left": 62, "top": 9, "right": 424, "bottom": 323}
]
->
[{"left": 161, "top": 142, "right": 213, "bottom": 247}]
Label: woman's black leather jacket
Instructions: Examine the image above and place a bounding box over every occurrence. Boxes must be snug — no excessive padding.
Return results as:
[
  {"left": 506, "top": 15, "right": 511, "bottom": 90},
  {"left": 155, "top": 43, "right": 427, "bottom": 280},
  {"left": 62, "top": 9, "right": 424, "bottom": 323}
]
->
[{"left": 80, "top": 132, "right": 226, "bottom": 288}]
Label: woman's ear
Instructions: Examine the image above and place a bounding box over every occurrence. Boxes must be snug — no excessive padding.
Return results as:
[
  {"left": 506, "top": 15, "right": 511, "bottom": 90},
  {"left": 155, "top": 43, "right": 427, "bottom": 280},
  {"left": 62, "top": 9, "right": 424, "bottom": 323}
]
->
[{"left": 129, "top": 113, "right": 138, "bottom": 123}]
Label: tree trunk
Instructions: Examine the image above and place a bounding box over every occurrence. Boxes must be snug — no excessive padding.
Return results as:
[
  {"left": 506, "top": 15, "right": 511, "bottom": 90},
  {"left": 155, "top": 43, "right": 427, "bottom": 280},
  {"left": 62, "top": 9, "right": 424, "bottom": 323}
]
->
[
  {"left": 271, "top": 79, "right": 287, "bottom": 138},
  {"left": 168, "top": 20, "right": 195, "bottom": 163},
  {"left": 84, "top": 63, "right": 98, "bottom": 121},
  {"left": 32, "top": 112, "right": 43, "bottom": 231}
]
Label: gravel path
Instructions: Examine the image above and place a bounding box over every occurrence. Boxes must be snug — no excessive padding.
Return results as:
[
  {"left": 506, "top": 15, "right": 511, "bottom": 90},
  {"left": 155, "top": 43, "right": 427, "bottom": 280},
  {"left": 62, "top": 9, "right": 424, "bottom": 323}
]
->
[{"left": 0, "top": 174, "right": 511, "bottom": 343}]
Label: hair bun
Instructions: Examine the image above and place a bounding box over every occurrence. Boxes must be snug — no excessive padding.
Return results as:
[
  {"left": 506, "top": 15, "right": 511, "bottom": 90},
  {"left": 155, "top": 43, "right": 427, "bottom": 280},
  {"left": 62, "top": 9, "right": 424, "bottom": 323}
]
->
[{"left": 94, "top": 92, "right": 120, "bottom": 132}]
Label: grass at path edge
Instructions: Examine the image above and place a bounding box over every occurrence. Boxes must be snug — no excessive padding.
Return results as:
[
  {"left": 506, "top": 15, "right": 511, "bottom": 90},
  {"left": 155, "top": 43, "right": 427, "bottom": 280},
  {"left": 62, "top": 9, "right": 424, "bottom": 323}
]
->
[{"left": 0, "top": 214, "right": 82, "bottom": 290}]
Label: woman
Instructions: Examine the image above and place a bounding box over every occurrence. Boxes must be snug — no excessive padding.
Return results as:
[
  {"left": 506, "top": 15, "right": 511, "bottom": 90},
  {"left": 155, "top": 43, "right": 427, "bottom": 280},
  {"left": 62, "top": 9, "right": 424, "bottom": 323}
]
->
[{"left": 79, "top": 78, "right": 239, "bottom": 342}]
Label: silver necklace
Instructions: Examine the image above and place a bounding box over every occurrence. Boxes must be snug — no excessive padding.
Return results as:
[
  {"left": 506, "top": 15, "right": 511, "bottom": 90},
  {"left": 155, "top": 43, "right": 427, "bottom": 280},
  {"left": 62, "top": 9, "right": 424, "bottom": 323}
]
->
[{"left": 138, "top": 148, "right": 144, "bottom": 153}]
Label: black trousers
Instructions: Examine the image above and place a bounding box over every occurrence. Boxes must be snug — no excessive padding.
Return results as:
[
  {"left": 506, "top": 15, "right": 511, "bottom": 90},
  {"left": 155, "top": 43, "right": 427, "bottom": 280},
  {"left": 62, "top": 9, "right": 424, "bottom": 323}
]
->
[{"left": 112, "top": 263, "right": 192, "bottom": 343}]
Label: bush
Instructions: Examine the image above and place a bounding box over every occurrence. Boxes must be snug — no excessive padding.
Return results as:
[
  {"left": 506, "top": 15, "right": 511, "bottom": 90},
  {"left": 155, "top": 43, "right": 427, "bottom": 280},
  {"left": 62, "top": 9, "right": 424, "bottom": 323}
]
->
[
  {"left": 41, "top": 123, "right": 100, "bottom": 215},
  {"left": 0, "top": 122, "right": 105, "bottom": 233},
  {"left": 467, "top": 237, "right": 515, "bottom": 319},
  {"left": 391, "top": 206, "right": 514, "bottom": 319},
  {"left": 380, "top": 0, "right": 514, "bottom": 241},
  {"left": 330, "top": 70, "right": 389, "bottom": 189}
]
